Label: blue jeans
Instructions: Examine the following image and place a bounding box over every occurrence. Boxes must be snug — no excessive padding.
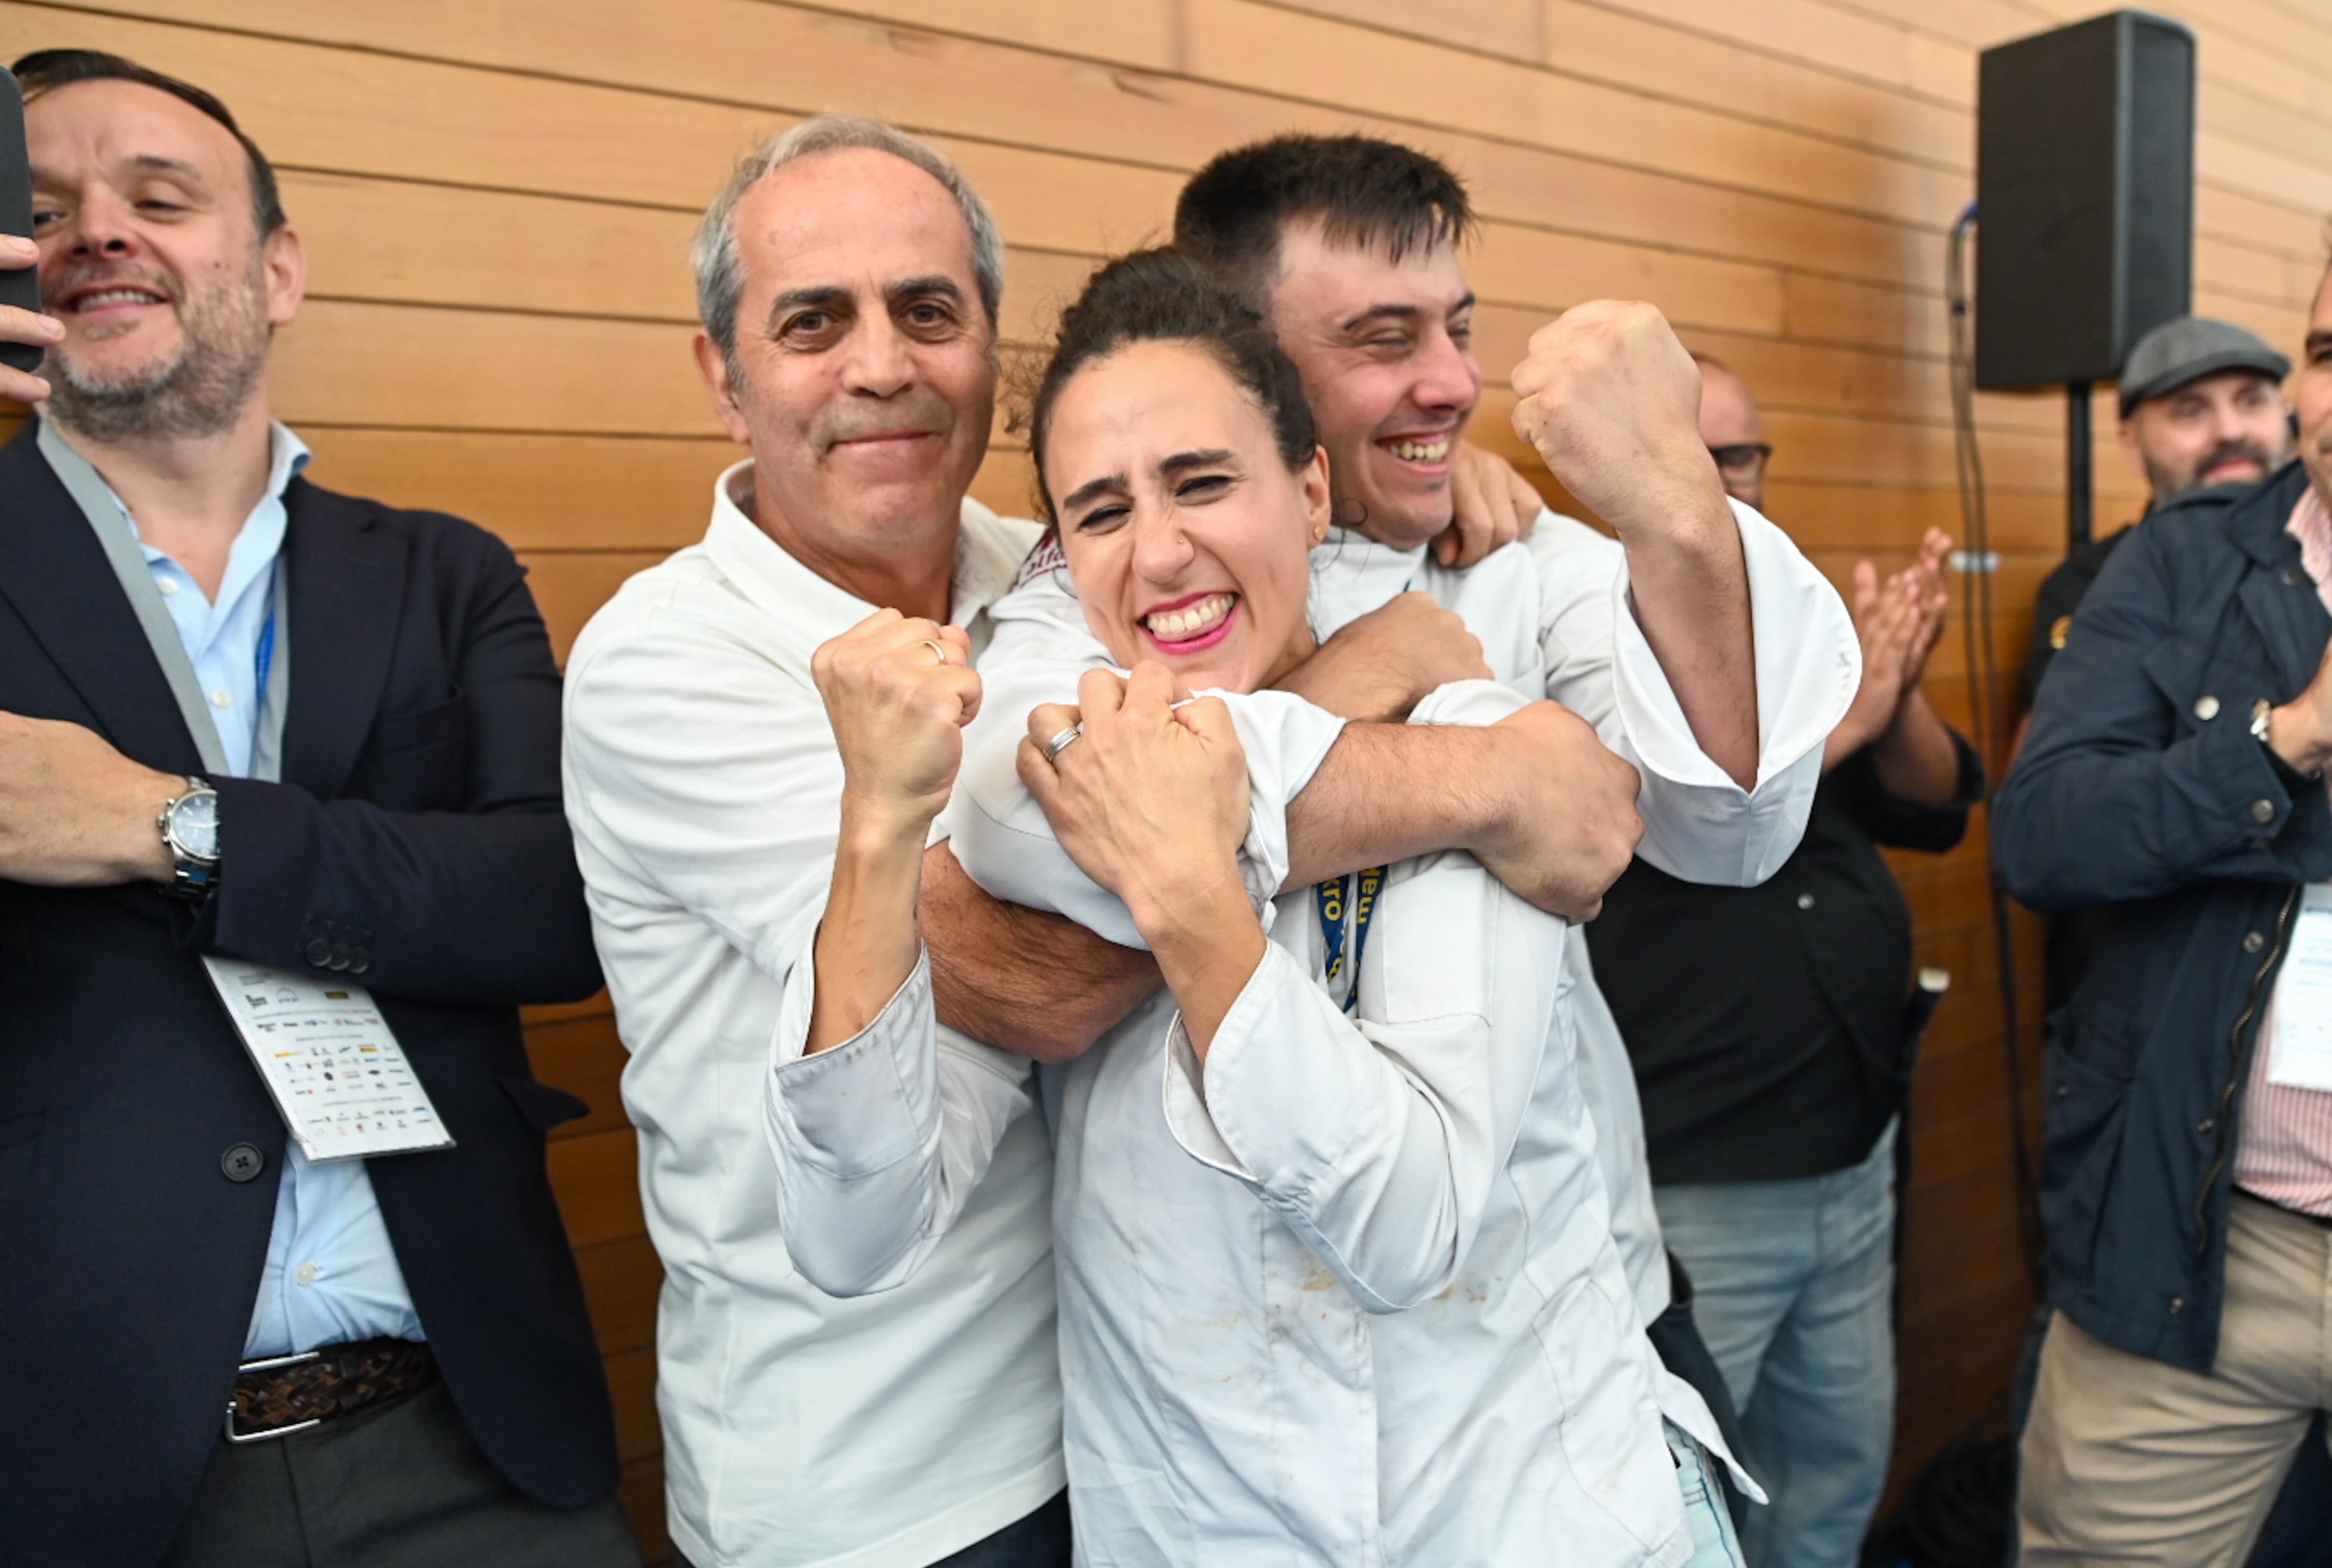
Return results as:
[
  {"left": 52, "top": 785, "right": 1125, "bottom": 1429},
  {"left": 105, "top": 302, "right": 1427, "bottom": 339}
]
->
[
  {"left": 1673, "top": 1423, "right": 1751, "bottom": 1567},
  {"left": 1654, "top": 1121, "right": 1898, "bottom": 1568}
]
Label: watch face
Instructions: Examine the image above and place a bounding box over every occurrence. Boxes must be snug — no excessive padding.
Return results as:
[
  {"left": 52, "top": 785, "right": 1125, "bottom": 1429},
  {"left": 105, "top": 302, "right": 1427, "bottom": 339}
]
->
[{"left": 170, "top": 790, "right": 220, "bottom": 862}]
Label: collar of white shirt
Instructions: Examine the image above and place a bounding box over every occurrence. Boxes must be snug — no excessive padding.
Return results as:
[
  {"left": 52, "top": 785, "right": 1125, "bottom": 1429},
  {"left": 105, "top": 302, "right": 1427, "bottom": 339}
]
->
[
  {"left": 1307, "top": 525, "right": 1429, "bottom": 642},
  {"left": 702, "top": 459, "right": 1036, "bottom": 645}
]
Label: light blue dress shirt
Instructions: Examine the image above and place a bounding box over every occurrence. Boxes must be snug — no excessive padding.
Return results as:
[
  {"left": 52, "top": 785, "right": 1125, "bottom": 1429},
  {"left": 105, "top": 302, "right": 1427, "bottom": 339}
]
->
[{"left": 38, "top": 419, "right": 426, "bottom": 1358}]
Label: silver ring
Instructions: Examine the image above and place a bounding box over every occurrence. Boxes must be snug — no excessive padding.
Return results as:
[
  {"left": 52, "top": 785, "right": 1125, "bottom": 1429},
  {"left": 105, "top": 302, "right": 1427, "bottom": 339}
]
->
[
  {"left": 919, "top": 638, "right": 948, "bottom": 666},
  {"left": 1042, "top": 723, "right": 1084, "bottom": 762}
]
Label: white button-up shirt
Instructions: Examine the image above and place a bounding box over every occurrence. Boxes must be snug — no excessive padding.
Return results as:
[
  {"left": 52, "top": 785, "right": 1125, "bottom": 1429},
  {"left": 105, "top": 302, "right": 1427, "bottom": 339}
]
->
[
  {"left": 777, "top": 501, "right": 1855, "bottom": 1563},
  {"left": 561, "top": 463, "right": 1059, "bottom": 1568}
]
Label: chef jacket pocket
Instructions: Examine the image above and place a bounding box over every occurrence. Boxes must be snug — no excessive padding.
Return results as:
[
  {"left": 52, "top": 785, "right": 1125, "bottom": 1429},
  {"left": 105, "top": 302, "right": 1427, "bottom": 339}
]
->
[{"left": 1537, "top": 1271, "right": 1676, "bottom": 1552}]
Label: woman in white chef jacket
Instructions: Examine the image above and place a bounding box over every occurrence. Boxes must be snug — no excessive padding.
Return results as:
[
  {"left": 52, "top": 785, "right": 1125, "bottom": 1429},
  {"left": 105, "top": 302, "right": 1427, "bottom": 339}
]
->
[{"left": 920, "top": 250, "right": 1745, "bottom": 1568}]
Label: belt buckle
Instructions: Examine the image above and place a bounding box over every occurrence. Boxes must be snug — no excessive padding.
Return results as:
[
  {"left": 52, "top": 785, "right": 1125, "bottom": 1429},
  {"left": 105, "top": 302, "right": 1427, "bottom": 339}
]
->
[{"left": 225, "top": 1349, "right": 323, "bottom": 1444}]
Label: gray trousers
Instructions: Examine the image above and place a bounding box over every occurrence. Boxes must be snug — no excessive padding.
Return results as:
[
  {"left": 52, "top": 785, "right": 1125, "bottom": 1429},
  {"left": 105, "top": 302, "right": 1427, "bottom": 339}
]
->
[{"left": 160, "top": 1379, "right": 641, "bottom": 1568}]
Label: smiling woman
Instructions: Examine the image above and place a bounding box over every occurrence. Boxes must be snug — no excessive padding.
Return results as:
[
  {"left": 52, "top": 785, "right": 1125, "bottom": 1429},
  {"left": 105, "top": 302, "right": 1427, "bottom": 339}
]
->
[
  {"left": 1025, "top": 247, "right": 1326, "bottom": 694},
  {"left": 938, "top": 247, "right": 1746, "bottom": 1565}
]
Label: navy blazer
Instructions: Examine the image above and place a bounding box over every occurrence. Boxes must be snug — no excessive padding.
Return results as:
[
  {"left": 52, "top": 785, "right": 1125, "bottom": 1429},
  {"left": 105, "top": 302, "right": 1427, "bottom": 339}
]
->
[
  {"left": 0, "top": 424, "right": 619, "bottom": 1565},
  {"left": 1995, "top": 460, "right": 2332, "bottom": 1374}
]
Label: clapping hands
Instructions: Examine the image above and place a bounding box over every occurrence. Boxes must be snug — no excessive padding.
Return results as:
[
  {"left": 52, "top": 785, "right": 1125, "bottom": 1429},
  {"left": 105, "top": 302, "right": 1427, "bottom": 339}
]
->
[{"left": 1828, "top": 529, "right": 1953, "bottom": 764}]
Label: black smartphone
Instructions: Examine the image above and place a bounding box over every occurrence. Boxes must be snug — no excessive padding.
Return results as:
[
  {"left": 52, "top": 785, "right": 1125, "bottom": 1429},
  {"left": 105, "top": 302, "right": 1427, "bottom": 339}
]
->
[{"left": 1, "top": 67, "right": 45, "bottom": 374}]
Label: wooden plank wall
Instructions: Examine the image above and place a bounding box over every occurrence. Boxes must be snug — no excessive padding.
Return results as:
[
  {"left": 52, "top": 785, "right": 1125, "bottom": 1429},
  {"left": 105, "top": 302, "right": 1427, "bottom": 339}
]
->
[{"left": 4, "top": 0, "right": 2324, "bottom": 1555}]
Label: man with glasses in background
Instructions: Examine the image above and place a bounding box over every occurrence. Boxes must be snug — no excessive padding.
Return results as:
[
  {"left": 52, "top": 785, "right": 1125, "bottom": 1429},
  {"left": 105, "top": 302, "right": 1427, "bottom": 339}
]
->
[{"left": 1582, "top": 354, "right": 1984, "bottom": 1568}]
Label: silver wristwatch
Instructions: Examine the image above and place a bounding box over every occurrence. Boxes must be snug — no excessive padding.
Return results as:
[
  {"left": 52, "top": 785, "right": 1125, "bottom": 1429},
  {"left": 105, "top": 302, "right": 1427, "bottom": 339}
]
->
[
  {"left": 158, "top": 776, "right": 221, "bottom": 901},
  {"left": 2254, "top": 699, "right": 2323, "bottom": 779}
]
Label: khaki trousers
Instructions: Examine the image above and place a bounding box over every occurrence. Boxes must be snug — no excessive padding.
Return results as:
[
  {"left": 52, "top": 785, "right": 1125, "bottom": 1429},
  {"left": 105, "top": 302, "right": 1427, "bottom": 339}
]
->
[{"left": 2018, "top": 1194, "right": 2332, "bottom": 1566}]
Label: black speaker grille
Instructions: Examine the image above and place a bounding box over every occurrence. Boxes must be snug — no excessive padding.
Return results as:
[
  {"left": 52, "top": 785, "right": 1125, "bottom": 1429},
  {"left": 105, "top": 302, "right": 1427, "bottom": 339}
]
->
[{"left": 1974, "top": 11, "right": 2194, "bottom": 391}]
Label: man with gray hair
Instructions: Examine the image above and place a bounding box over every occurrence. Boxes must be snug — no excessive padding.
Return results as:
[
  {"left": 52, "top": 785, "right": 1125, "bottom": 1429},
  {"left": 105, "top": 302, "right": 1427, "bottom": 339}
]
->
[
  {"left": 563, "top": 115, "right": 1080, "bottom": 1568},
  {"left": 563, "top": 115, "right": 1649, "bottom": 1566}
]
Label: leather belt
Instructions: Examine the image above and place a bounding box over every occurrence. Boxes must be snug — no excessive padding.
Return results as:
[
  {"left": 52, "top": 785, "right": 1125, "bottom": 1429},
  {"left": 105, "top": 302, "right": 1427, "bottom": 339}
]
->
[{"left": 227, "top": 1337, "right": 436, "bottom": 1444}]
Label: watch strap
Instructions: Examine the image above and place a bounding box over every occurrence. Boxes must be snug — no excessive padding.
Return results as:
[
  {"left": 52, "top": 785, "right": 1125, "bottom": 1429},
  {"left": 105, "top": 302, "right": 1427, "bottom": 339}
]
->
[
  {"left": 158, "top": 776, "right": 220, "bottom": 902},
  {"left": 2253, "top": 701, "right": 2322, "bottom": 787}
]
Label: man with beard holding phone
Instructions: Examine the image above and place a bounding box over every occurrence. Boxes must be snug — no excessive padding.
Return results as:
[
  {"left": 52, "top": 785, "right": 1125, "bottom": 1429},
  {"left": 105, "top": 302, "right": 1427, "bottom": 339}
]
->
[{"left": 0, "top": 49, "right": 633, "bottom": 1567}]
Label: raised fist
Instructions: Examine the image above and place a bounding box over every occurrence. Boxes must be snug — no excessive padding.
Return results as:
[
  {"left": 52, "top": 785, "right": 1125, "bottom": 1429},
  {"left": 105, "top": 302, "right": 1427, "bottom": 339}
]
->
[
  {"left": 812, "top": 609, "right": 982, "bottom": 836},
  {"left": 1509, "top": 301, "right": 1723, "bottom": 541}
]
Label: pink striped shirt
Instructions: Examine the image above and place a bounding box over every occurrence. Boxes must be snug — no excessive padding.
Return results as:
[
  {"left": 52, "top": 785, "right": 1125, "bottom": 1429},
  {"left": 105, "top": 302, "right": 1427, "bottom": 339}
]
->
[{"left": 2233, "top": 486, "right": 2332, "bottom": 1217}]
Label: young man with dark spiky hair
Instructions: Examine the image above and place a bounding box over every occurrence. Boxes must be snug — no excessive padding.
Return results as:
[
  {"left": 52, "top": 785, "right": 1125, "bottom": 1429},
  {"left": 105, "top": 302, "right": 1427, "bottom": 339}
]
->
[{"left": 1154, "top": 135, "right": 1875, "bottom": 1536}]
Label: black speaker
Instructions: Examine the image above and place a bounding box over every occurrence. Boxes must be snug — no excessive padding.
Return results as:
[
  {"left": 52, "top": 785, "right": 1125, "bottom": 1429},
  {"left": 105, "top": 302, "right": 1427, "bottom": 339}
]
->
[{"left": 1974, "top": 11, "right": 2195, "bottom": 392}]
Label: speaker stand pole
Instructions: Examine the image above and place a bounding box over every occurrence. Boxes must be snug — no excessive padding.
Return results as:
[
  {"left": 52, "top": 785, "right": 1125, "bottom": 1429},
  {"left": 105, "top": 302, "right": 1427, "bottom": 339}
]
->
[{"left": 2067, "top": 380, "right": 2093, "bottom": 548}]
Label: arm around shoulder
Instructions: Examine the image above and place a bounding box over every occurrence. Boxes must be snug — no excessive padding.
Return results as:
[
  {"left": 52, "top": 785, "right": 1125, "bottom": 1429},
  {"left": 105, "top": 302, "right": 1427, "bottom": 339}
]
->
[{"left": 923, "top": 843, "right": 1159, "bottom": 1062}]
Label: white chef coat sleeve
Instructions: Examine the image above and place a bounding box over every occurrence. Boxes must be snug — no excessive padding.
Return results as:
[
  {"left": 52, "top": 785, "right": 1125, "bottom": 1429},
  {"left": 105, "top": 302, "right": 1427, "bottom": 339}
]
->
[
  {"left": 1161, "top": 680, "right": 1568, "bottom": 1315},
  {"left": 564, "top": 616, "right": 1034, "bottom": 1299},
  {"left": 563, "top": 617, "right": 841, "bottom": 991},
  {"left": 1530, "top": 498, "right": 1859, "bottom": 887},
  {"left": 943, "top": 587, "right": 1346, "bottom": 945},
  {"left": 763, "top": 948, "right": 1039, "bottom": 1296}
]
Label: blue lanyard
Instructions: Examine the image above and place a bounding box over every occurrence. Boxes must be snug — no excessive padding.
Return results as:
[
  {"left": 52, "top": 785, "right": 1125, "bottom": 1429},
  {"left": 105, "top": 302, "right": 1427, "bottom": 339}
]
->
[
  {"left": 250, "top": 562, "right": 280, "bottom": 747},
  {"left": 1315, "top": 866, "right": 1386, "bottom": 1014},
  {"left": 253, "top": 577, "right": 279, "bottom": 696}
]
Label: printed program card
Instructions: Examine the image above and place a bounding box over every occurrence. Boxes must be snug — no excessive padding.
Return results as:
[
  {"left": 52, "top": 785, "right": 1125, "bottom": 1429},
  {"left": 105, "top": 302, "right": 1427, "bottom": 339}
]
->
[{"left": 202, "top": 958, "right": 456, "bottom": 1159}]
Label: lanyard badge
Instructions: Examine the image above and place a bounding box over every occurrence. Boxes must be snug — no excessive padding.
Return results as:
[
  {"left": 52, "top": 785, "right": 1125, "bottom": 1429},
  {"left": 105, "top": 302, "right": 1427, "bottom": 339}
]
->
[{"left": 1316, "top": 866, "right": 1387, "bottom": 1014}]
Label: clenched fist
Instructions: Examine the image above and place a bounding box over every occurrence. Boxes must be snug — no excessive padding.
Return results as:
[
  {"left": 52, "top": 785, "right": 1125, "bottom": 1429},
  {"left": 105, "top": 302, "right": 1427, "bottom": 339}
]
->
[
  {"left": 1509, "top": 301, "right": 1726, "bottom": 544},
  {"left": 1021, "top": 663, "right": 1263, "bottom": 1059},
  {"left": 1475, "top": 700, "right": 1643, "bottom": 922},
  {"left": 1019, "top": 664, "right": 1253, "bottom": 936},
  {"left": 812, "top": 609, "right": 982, "bottom": 839},
  {"left": 1275, "top": 591, "right": 1491, "bottom": 723}
]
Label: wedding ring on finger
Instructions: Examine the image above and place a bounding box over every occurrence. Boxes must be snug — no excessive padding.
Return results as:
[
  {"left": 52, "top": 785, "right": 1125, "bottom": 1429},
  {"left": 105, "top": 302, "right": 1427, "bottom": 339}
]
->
[
  {"left": 1043, "top": 723, "right": 1084, "bottom": 763},
  {"left": 919, "top": 638, "right": 949, "bottom": 666}
]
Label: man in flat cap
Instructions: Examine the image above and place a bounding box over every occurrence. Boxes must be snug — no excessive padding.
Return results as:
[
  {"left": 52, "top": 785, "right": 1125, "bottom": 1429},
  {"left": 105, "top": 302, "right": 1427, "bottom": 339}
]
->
[
  {"left": 2026, "top": 317, "right": 2293, "bottom": 728},
  {"left": 2018, "top": 317, "right": 2295, "bottom": 1011}
]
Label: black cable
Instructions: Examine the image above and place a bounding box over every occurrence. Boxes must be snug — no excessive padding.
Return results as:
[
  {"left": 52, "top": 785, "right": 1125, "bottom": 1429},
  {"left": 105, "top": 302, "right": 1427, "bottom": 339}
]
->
[
  {"left": 1944, "top": 205, "right": 2045, "bottom": 1300},
  {"left": 1865, "top": 201, "right": 2060, "bottom": 1568}
]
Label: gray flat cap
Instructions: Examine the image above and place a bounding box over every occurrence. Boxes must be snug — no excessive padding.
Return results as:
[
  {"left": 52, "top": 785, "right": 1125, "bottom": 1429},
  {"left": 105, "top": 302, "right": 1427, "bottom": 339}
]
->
[{"left": 2120, "top": 316, "right": 2290, "bottom": 415}]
